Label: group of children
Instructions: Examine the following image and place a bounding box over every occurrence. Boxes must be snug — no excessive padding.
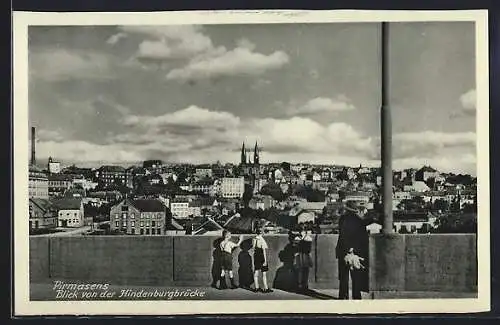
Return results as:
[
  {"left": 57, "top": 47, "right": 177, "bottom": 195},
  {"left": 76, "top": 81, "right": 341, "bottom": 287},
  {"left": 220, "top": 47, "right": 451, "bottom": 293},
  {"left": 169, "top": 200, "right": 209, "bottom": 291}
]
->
[{"left": 214, "top": 223, "right": 314, "bottom": 293}]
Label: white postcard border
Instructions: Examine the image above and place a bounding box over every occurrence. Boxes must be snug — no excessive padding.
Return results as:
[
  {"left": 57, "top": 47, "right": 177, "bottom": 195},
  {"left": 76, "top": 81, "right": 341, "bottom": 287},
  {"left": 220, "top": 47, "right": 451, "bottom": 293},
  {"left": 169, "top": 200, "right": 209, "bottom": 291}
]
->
[{"left": 13, "top": 9, "right": 490, "bottom": 315}]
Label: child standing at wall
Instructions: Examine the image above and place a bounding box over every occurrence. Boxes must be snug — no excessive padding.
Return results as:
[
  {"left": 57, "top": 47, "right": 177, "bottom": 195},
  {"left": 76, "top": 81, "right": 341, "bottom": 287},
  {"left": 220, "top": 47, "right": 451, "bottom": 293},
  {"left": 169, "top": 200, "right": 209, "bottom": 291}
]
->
[
  {"left": 219, "top": 230, "right": 244, "bottom": 289},
  {"left": 295, "top": 223, "right": 313, "bottom": 292},
  {"left": 252, "top": 228, "right": 273, "bottom": 293}
]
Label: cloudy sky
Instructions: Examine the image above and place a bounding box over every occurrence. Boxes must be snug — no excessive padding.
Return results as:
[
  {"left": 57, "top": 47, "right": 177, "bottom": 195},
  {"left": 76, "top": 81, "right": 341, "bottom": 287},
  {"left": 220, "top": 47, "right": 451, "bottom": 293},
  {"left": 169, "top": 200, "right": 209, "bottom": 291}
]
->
[{"left": 28, "top": 22, "right": 476, "bottom": 174}]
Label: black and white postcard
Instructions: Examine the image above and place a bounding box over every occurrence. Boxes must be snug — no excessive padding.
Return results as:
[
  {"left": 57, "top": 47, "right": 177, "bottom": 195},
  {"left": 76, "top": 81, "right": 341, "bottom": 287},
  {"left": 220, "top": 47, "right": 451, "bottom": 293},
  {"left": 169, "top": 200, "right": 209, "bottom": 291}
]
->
[{"left": 13, "top": 10, "right": 490, "bottom": 315}]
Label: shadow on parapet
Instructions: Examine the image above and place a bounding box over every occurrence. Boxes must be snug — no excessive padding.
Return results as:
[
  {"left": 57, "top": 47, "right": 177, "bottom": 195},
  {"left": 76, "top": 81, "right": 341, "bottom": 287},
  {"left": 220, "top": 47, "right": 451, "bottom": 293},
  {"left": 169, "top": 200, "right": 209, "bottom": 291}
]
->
[
  {"left": 238, "top": 238, "right": 254, "bottom": 289},
  {"left": 273, "top": 241, "right": 298, "bottom": 292},
  {"left": 273, "top": 239, "right": 337, "bottom": 300},
  {"left": 211, "top": 237, "right": 224, "bottom": 288}
]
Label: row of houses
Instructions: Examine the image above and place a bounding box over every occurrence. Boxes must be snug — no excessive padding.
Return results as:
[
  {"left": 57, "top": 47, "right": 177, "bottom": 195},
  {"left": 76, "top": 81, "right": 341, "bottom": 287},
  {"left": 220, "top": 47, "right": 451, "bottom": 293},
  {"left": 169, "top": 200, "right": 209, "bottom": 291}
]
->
[{"left": 29, "top": 197, "right": 90, "bottom": 230}]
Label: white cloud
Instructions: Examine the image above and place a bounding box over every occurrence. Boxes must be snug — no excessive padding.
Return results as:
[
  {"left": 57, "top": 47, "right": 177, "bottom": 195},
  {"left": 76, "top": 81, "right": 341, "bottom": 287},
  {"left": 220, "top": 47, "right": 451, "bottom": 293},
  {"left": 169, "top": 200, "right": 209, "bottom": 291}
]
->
[
  {"left": 453, "top": 89, "right": 476, "bottom": 118},
  {"left": 37, "top": 106, "right": 374, "bottom": 165},
  {"left": 121, "top": 26, "right": 290, "bottom": 80},
  {"left": 394, "top": 154, "right": 476, "bottom": 176},
  {"left": 36, "top": 129, "right": 64, "bottom": 142},
  {"left": 35, "top": 140, "right": 143, "bottom": 164},
  {"left": 166, "top": 45, "right": 289, "bottom": 81},
  {"left": 30, "top": 48, "right": 112, "bottom": 81},
  {"left": 460, "top": 89, "right": 476, "bottom": 111},
  {"left": 392, "top": 131, "right": 476, "bottom": 159},
  {"left": 120, "top": 25, "right": 214, "bottom": 60},
  {"left": 287, "top": 96, "right": 356, "bottom": 116},
  {"left": 122, "top": 105, "right": 240, "bottom": 129},
  {"left": 35, "top": 106, "right": 476, "bottom": 174},
  {"left": 106, "top": 32, "right": 128, "bottom": 45}
]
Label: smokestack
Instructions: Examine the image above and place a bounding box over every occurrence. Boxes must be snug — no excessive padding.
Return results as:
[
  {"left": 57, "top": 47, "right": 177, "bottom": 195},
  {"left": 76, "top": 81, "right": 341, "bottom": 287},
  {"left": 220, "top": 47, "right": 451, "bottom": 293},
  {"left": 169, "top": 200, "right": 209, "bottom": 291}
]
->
[
  {"left": 31, "top": 127, "right": 36, "bottom": 166},
  {"left": 381, "top": 22, "right": 394, "bottom": 234}
]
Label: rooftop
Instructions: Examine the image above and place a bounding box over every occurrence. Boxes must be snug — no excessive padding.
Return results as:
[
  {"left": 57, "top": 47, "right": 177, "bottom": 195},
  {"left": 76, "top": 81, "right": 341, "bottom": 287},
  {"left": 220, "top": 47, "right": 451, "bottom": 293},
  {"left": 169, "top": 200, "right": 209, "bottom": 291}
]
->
[
  {"left": 51, "top": 198, "right": 83, "bottom": 210},
  {"left": 131, "top": 199, "right": 166, "bottom": 212}
]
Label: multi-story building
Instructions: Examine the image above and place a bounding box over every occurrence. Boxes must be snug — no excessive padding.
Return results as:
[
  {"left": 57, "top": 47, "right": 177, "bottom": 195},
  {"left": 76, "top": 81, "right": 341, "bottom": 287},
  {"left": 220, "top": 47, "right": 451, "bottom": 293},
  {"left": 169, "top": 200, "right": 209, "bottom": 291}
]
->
[
  {"left": 169, "top": 197, "right": 191, "bottom": 219},
  {"left": 95, "top": 165, "right": 127, "bottom": 187},
  {"left": 47, "top": 157, "right": 61, "bottom": 174},
  {"left": 220, "top": 177, "right": 245, "bottom": 199},
  {"left": 72, "top": 175, "right": 98, "bottom": 190},
  {"left": 211, "top": 165, "right": 227, "bottom": 179},
  {"left": 29, "top": 165, "right": 49, "bottom": 199},
  {"left": 195, "top": 165, "right": 213, "bottom": 179},
  {"left": 48, "top": 174, "right": 73, "bottom": 197},
  {"left": 110, "top": 198, "right": 167, "bottom": 235},
  {"left": 29, "top": 198, "right": 57, "bottom": 230},
  {"left": 52, "top": 198, "right": 85, "bottom": 228},
  {"left": 344, "top": 191, "right": 371, "bottom": 204},
  {"left": 143, "top": 160, "right": 163, "bottom": 174},
  {"left": 192, "top": 179, "right": 214, "bottom": 195},
  {"left": 415, "top": 166, "right": 440, "bottom": 182}
]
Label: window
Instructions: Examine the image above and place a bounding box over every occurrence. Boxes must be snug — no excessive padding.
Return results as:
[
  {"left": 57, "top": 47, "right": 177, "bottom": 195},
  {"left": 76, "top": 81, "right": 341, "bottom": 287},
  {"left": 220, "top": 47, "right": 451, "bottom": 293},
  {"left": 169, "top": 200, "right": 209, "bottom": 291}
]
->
[
  {"left": 131, "top": 229, "right": 135, "bottom": 235},
  {"left": 115, "top": 221, "right": 119, "bottom": 227},
  {"left": 157, "top": 228, "right": 162, "bottom": 235},
  {"left": 152, "top": 221, "right": 156, "bottom": 227},
  {"left": 146, "top": 221, "right": 150, "bottom": 227},
  {"left": 140, "top": 221, "right": 144, "bottom": 227},
  {"left": 146, "top": 229, "right": 150, "bottom": 235},
  {"left": 121, "top": 205, "right": 128, "bottom": 211},
  {"left": 140, "top": 229, "right": 144, "bottom": 235},
  {"left": 122, "top": 213, "right": 127, "bottom": 219},
  {"left": 130, "top": 213, "right": 135, "bottom": 219},
  {"left": 131, "top": 221, "right": 135, "bottom": 227},
  {"left": 123, "top": 221, "right": 127, "bottom": 227},
  {"left": 115, "top": 214, "right": 119, "bottom": 220},
  {"left": 140, "top": 214, "right": 144, "bottom": 219},
  {"left": 151, "top": 229, "right": 156, "bottom": 235},
  {"left": 146, "top": 214, "right": 150, "bottom": 219}
]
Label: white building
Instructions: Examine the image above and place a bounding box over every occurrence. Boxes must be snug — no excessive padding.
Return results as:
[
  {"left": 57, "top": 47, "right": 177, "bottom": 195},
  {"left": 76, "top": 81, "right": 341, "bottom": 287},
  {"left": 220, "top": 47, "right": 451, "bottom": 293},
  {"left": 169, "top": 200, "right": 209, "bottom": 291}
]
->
[
  {"left": 53, "top": 198, "right": 85, "bottom": 228},
  {"left": 403, "top": 181, "right": 430, "bottom": 192},
  {"left": 48, "top": 157, "right": 61, "bottom": 174},
  {"left": 220, "top": 177, "right": 245, "bottom": 198},
  {"left": 72, "top": 177, "right": 98, "bottom": 190},
  {"left": 29, "top": 166, "right": 49, "bottom": 199},
  {"left": 170, "top": 198, "right": 191, "bottom": 219}
]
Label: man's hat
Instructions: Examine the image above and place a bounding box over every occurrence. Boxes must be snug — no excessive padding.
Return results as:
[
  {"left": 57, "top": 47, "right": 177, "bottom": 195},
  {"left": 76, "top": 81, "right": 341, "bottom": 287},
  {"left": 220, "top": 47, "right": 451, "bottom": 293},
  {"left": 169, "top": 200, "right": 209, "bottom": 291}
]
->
[{"left": 344, "top": 200, "right": 362, "bottom": 213}]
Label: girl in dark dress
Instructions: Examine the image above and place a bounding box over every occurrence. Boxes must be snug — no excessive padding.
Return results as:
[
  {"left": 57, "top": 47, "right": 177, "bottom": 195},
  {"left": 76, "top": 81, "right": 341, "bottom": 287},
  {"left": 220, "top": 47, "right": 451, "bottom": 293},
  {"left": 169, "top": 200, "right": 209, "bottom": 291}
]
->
[{"left": 295, "top": 224, "right": 313, "bottom": 292}]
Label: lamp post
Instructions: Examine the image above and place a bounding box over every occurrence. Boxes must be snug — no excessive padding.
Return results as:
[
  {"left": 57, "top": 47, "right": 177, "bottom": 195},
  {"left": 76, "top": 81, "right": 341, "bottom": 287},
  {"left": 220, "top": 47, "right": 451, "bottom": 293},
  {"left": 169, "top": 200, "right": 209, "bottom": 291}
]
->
[{"left": 381, "top": 22, "right": 394, "bottom": 234}]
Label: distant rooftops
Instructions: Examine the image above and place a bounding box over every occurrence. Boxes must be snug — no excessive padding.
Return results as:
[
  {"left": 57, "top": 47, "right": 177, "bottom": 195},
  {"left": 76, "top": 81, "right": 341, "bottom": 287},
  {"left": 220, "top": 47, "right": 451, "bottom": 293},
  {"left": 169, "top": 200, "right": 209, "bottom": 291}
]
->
[{"left": 98, "top": 165, "right": 126, "bottom": 173}]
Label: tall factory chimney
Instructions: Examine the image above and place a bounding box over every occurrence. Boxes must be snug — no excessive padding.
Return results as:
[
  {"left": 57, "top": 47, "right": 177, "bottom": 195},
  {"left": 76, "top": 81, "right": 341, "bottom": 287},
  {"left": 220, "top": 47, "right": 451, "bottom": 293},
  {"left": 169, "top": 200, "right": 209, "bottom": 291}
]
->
[{"left": 31, "top": 126, "right": 36, "bottom": 166}]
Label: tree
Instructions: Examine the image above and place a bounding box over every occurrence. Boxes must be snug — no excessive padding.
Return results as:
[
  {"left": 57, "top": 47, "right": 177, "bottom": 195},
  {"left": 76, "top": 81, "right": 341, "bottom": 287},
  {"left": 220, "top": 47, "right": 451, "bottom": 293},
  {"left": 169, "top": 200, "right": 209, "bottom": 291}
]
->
[
  {"left": 432, "top": 199, "right": 449, "bottom": 212},
  {"left": 280, "top": 162, "right": 291, "bottom": 172},
  {"left": 294, "top": 185, "right": 325, "bottom": 202},
  {"left": 260, "top": 182, "right": 285, "bottom": 201},
  {"left": 450, "top": 196, "right": 461, "bottom": 212},
  {"left": 242, "top": 184, "right": 254, "bottom": 207}
]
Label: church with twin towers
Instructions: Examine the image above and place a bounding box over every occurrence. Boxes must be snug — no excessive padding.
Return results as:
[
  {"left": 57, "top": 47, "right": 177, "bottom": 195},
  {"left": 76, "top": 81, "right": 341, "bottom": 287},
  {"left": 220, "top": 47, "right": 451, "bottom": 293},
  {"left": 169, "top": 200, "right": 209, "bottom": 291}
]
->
[{"left": 239, "top": 141, "right": 262, "bottom": 193}]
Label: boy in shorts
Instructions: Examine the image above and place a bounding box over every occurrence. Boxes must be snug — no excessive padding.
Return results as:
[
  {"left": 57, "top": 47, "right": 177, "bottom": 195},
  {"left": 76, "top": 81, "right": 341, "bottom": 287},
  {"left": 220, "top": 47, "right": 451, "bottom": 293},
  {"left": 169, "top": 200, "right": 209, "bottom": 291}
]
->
[
  {"left": 252, "top": 228, "right": 273, "bottom": 293},
  {"left": 219, "top": 230, "right": 244, "bottom": 289}
]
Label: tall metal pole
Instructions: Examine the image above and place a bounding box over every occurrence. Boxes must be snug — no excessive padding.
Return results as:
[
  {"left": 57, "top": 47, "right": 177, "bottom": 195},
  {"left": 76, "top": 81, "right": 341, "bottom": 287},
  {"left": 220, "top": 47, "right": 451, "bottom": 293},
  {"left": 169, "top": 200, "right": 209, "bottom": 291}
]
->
[{"left": 381, "top": 22, "right": 394, "bottom": 234}]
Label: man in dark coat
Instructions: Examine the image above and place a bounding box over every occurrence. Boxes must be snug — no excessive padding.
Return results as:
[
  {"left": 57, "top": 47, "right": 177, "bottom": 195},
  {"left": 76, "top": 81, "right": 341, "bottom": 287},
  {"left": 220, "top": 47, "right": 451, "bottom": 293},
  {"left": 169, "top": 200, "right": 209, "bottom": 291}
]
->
[{"left": 335, "top": 200, "right": 373, "bottom": 300}]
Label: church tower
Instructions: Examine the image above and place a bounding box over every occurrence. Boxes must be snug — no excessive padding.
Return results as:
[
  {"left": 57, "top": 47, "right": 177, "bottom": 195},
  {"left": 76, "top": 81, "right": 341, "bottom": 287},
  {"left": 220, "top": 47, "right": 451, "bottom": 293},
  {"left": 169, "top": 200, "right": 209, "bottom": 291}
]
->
[
  {"left": 253, "top": 141, "right": 260, "bottom": 165},
  {"left": 241, "top": 142, "right": 246, "bottom": 165}
]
